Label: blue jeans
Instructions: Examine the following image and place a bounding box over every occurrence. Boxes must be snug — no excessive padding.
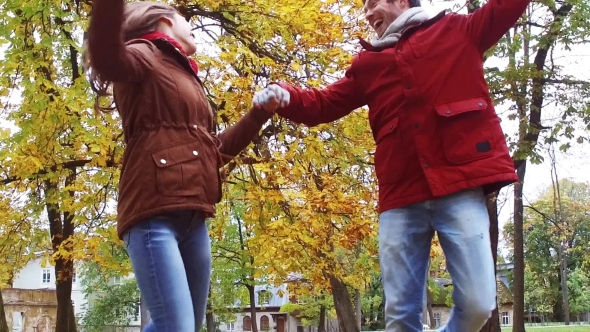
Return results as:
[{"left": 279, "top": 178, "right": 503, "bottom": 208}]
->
[
  {"left": 123, "top": 210, "right": 211, "bottom": 332},
  {"left": 379, "top": 188, "right": 496, "bottom": 332}
]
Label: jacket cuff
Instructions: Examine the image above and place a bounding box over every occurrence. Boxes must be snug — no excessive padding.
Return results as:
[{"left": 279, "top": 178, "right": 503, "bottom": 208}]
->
[{"left": 248, "top": 106, "right": 274, "bottom": 125}]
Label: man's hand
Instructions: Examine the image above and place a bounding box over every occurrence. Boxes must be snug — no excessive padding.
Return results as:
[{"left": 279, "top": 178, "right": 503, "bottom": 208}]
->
[{"left": 253, "top": 84, "right": 290, "bottom": 113}]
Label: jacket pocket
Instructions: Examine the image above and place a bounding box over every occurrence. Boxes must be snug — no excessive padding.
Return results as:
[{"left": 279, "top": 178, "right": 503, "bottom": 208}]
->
[
  {"left": 152, "top": 141, "right": 206, "bottom": 197},
  {"left": 374, "top": 117, "right": 403, "bottom": 185},
  {"left": 434, "top": 97, "right": 495, "bottom": 165}
]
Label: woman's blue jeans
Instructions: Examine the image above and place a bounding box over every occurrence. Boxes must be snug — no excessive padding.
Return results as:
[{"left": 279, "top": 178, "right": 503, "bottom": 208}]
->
[{"left": 123, "top": 210, "right": 211, "bottom": 332}]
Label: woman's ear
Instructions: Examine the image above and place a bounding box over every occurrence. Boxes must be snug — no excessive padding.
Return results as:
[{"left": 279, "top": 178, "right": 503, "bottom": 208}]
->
[{"left": 158, "top": 16, "right": 174, "bottom": 28}]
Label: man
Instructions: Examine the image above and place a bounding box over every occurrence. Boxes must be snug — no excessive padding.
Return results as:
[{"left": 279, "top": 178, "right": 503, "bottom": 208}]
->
[{"left": 253, "top": 0, "right": 529, "bottom": 330}]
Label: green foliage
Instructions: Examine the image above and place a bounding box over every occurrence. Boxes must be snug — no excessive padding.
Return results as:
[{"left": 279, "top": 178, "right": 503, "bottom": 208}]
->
[
  {"left": 567, "top": 267, "right": 590, "bottom": 315},
  {"left": 79, "top": 256, "right": 140, "bottom": 331},
  {"left": 504, "top": 179, "right": 590, "bottom": 316},
  {"left": 281, "top": 295, "right": 335, "bottom": 327}
]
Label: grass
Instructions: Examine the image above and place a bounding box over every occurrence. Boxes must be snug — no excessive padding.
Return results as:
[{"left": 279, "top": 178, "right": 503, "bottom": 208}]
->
[{"left": 501, "top": 326, "right": 590, "bottom": 332}]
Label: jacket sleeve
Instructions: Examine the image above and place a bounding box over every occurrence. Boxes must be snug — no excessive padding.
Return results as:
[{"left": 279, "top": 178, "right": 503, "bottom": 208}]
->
[
  {"left": 217, "top": 108, "right": 273, "bottom": 165},
  {"left": 460, "top": 0, "right": 532, "bottom": 53},
  {"left": 87, "top": 0, "right": 154, "bottom": 82},
  {"left": 275, "top": 56, "right": 366, "bottom": 127}
]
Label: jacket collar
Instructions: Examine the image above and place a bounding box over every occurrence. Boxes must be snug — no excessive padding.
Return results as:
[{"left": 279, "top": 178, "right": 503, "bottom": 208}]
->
[{"left": 358, "top": 10, "right": 447, "bottom": 51}]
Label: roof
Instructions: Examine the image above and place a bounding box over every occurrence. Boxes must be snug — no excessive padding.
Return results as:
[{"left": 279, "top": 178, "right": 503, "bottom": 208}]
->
[
  {"left": 430, "top": 277, "right": 513, "bottom": 306},
  {"left": 235, "top": 284, "right": 290, "bottom": 309}
]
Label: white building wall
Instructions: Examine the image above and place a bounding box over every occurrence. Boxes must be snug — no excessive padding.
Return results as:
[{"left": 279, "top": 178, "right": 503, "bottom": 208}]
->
[
  {"left": 12, "top": 256, "right": 87, "bottom": 318},
  {"left": 220, "top": 311, "right": 304, "bottom": 332},
  {"left": 12, "top": 255, "right": 140, "bottom": 327}
]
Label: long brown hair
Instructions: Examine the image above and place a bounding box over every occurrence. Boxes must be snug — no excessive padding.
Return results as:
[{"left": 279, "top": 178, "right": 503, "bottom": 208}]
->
[{"left": 84, "top": 2, "right": 178, "bottom": 112}]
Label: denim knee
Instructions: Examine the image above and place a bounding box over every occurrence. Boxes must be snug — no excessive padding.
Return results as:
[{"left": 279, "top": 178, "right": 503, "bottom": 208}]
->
[{"left": 461, "top": 294, "right": 495, "bottom": 323}]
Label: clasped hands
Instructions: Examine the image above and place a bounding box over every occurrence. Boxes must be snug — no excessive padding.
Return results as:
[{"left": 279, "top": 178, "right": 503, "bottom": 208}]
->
[{"left": 253, "top": 84, "right": 290, "bottom": 113}]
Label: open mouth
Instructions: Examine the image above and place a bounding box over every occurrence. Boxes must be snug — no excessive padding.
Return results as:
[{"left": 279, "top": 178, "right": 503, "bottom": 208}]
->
[{"left": 374, "top": 19, "right": 383, "bottom": 31}]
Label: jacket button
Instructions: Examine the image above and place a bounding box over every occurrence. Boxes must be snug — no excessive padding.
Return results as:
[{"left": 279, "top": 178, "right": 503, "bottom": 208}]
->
[
  {"left": 445, "top": 110, "right": 451, "bottom": 114},
  {"left": 160, "top": 159, "right": 167, "bottom": 164},
  {"left": 192, "top": 151, "right": 199, "bottom": 156},
  {"left": 478, "top": 102, "right": 484, "bottom": 107},
  {"left": 396, "top": 49, "right": 401, "bottom": 53},
  {"left": 406, "top": 84, "right": 412, "bottom": 89},
  {"left": 193, "top": 124, "right": 198, "bottom": 130}
]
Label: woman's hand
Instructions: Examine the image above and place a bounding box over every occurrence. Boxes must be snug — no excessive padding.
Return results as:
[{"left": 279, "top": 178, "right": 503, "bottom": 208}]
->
[{"left": 253, "top": 84, "right": 290, "bottom": 113}]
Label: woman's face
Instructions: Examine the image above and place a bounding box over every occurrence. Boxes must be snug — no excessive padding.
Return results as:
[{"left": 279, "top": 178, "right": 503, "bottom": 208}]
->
[{"left": 168, "top": 13, "right": 197, "bottom": 55}]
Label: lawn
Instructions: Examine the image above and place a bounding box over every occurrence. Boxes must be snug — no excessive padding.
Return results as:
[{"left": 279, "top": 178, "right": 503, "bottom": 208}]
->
[{"left": 501, "top": 326, "right": 590, "bottom": 332}]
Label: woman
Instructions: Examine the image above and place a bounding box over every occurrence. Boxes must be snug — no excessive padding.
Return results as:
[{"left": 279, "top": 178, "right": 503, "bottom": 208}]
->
[{"left": 85, "top": 1, "right": 283, "bottom": 330}]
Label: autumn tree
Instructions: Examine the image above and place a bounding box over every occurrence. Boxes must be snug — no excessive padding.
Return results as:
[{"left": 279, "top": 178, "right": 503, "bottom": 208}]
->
[
  {"left": 0, "top": 194, "right": 46, "bottom": 332},
  {"left": 0, "top": 0, "right": 125, "bottom": 330},
  {"left": 0, "top": 0, "right": 365, "bottom": 331},
  {"left": 504, "top": 179, "right": 590, "bottom": 321},
  {"left": 177, "top": 1, "right": 374, "bottom": 331},
  {"left": 462, "top": 0, "right": 590, "bottom": 329}
]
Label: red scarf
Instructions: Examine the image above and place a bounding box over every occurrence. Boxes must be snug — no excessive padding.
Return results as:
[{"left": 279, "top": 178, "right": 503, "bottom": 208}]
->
[{"left": 140, "top": 31, "right": 199, "bottom": 76}]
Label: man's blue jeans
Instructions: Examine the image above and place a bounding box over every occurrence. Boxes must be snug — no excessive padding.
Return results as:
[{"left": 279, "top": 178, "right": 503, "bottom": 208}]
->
[
  {"left": 379, "top": 188, "right": 496, "bottom": 332},
  {"left": 123, "top": 210, "right": 211, "bottom": 332}
]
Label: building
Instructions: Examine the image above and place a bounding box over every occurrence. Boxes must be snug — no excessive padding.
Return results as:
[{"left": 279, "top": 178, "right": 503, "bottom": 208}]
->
[
  {"left": 2, "top": 288, "right": 57, "bottom": 332},
  {"left": 12, "top": 256, "right": 326, "bottom": 332},
  {"left": 11, "top": 253, "right": 141, "bottom": 331},
  {"left": 216, "top": 284, "right": 339, "bottom": 332},
  {"left": 429, "top": 278, "right": 514, "bottom": 328},
  {"left": 12, "top": 253, "right": 87, "bottom": 318},
  {"left": 425, "top": 262, "right": 515, "bottom": 328}
]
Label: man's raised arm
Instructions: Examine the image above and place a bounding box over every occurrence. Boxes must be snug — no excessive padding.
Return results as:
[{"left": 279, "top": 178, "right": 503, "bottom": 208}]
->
[
  {"left": 458, "top": 0, "right": 532, "bottom": 54},
  {"left": 254, "top": 57, "right": 366, "bottom": 127}
]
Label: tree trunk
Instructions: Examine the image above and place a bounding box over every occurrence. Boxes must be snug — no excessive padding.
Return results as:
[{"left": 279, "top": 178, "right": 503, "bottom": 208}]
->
[
  {"left": 427, "top": 289, "right": 435, "bottom": 329},
  {"left": 513, "top": 163, "right": 527, "bottom": 332},
  {"left": 0, "top": 290, "right": 9, "bottom": 332},
  {"left": 355, "top": 289, "right": 361, "bottom": 330},
  {"left": 206, "top": 288, "right": 215, "bottom": 332},
  {"left": 558, "top": 244, "right": 570, "bottom": 325},
  {"left": 54, "top": 256, "right": 77, "bottom": 332},
  {"left": 247, "top": 284, "right": 259, "bottom": 332},
  {"left": 550, "top": 154, "right": 570, "bottom": 326},
  {"left": 46, "top": 175, "right": 77, "bottom": 332},
  {"left": 328, "top": 275, "right": 360, "bottom": 332},
  {"left": 140, "top": 295, "right": 150, "bottom": 329},
  {"left": 68, "top": 302, "right": 77, "bottom": 330},
  {"left": 318, "top": 304, "right": 327, "bottom": 332},
  {"left": 479, "top": 193, "right": 501, "bottom": 332}
]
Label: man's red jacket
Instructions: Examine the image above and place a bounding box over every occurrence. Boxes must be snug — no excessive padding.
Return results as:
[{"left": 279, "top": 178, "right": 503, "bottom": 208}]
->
[{"left": 277, "top": 0, "right": 529, "bottom": 213}]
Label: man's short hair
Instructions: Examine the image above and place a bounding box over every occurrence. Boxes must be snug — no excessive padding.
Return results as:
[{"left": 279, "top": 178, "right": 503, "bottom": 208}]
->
[{"left": 362, "top": 0, "right": 422, "bottom": 7}]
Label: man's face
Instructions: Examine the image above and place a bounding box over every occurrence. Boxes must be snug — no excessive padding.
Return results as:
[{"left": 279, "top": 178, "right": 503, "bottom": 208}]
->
[{"left": 364, "top": 0, "right": 409, "bottom": 38}]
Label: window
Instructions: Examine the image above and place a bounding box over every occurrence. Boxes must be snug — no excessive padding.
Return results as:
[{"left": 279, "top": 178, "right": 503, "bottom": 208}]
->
[
  {"left": 134, "top": 300, "right": 140, "bottom": 321},
  {"left": 258, "top": 290, "right": 272, "bottom": 305},
  {"left": 11, "top": 312, "right": 23, "bottom": 331},
  {"left": 112, "top": 276, "right": 122, "bottom": 285},
  {"left": 502, "top": 311, "right": 510, "bottom": 325},
  {"left": 225, "top": 322, "right": 234, "bottom": 331},
  {"left": 260, "top": 315, "right": 270, "bottom": 331},
  {"left": 434, "top": 312, "right": 441, "bottom": 328},
  {"left": 72, "top": 273, "right": 77, "bottom": 283},
  {"left": 243, "top": 316, "right": 252, "bottom": 331},
  {"left": 42, "top": 269, "right": 51, "bottom": 284}
]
